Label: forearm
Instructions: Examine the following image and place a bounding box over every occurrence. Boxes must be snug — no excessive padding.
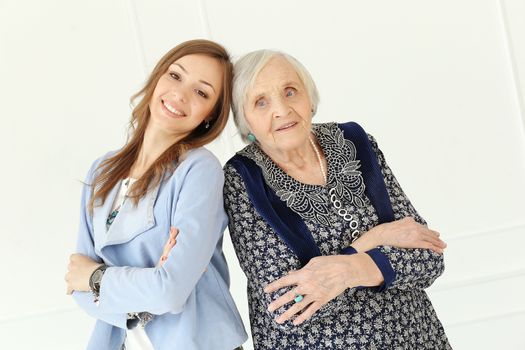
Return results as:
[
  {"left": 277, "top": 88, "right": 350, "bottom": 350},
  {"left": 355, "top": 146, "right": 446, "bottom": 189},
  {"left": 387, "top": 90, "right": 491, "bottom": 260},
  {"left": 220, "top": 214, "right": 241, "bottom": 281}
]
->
[
  {"left": 72, "top": 291, "right": 128, "bottom": 328},
  {"left": 376, "top": 246, "right": 445, "bottom": 290},
  {"left": 343, "top": 253, "right": 384, "bottom": 288},
  {"left": 349, "top": 226, "right": 383, "bottom": 252}
]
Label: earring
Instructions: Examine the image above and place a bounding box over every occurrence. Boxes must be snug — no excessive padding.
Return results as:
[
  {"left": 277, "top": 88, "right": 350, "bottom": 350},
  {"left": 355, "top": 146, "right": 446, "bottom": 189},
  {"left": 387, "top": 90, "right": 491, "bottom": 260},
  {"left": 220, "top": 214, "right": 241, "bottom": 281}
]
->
[
  {"left": 204, "top": 120, "right": 210, "bottom": 129},
  {"left": 247, "top": 132, "right": 256, "bottom": 142}
]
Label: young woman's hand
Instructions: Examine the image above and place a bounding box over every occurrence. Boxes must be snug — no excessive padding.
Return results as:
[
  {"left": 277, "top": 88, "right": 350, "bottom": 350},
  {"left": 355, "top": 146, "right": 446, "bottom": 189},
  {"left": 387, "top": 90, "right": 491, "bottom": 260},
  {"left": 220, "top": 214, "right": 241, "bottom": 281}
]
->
[
  {"left": 351, "top": 217, "right": 446, "bottom": 253},
  {"left": 65, "top": 254, "right": 103, "bottom": 294},
  {"left": 157, "top": 227, "right": 179, "bottom": 267}
]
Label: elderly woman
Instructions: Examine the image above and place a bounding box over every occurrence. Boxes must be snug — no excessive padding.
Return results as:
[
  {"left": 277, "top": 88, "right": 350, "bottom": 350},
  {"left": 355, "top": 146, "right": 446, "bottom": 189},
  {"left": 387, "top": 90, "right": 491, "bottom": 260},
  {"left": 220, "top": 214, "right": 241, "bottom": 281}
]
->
[{"left": 223, "top": 50, "right": 451, "bottom": 349}]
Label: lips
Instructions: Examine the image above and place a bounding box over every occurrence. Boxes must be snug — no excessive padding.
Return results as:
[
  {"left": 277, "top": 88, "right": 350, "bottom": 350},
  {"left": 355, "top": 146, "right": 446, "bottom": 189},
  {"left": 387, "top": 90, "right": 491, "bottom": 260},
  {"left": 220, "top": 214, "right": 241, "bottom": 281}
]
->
[
  {"left": 276, "top": 121, "right": 298, "bottom": 131},
  {"left": 162, "top": 99, "right": 186, "bottom": 117}
]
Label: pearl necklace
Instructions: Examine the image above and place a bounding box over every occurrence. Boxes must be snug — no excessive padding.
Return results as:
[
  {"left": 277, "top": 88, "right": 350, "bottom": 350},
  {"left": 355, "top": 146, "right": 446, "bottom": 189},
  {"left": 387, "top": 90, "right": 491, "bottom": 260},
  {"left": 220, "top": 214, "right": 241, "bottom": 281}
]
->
[{"left": 309, "top": 135, "right": 327, "bottom": 184}]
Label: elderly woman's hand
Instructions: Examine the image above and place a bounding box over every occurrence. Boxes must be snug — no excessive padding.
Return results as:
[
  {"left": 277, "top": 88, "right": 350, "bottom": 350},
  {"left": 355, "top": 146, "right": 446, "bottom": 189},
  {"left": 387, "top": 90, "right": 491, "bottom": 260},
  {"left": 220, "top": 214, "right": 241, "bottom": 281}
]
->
[
  {"left": 351, "top": 217, "right": 446, "bottom": 253},
  {"left": 264, "top": 253, "right": 382, "bottom": 326}
]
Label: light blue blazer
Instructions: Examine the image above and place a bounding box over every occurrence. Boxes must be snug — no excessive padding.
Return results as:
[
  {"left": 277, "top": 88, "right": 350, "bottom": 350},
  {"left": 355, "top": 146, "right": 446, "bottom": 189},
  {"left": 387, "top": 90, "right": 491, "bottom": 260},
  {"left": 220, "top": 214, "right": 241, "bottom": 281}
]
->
[{"left": 73, "top": 147, "right": 247, "bottom": 350}]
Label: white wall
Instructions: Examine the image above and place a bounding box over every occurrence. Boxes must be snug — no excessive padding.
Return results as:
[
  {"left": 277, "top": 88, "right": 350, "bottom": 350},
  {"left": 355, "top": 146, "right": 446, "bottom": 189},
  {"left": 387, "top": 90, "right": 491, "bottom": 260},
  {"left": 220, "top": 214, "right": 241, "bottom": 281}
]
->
[{"left": 1, "top": 0, "right": 524, "bottom": 349}]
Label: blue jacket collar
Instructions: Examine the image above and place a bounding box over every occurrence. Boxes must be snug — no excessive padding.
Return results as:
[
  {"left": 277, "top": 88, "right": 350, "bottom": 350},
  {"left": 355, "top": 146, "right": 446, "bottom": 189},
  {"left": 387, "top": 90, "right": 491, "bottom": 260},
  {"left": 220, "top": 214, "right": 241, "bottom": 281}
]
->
[{"left": 93, "top": 180, "right": 161, "bottom": 251}]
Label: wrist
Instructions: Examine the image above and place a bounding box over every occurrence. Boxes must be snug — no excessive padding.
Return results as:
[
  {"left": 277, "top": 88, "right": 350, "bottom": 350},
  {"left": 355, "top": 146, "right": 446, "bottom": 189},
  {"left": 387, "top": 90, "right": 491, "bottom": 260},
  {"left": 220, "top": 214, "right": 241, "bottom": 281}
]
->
[
  {"left": 356, "top": 252, "right": 384, "bottom": 287},
  {"left": 344, "top": 253, "right": 384, "bottom": 288},
  {"left": 342, "top": 254, "right": 360, "bottom": 288},
  {"left": 89, "top": 264, "right": 107, "bottom": 300},
  {"left": 368, "top": 225, "right": 385, "bottom": 247},
  {"left": 351, "top": 227, "right": 381, "bottom": 252}
]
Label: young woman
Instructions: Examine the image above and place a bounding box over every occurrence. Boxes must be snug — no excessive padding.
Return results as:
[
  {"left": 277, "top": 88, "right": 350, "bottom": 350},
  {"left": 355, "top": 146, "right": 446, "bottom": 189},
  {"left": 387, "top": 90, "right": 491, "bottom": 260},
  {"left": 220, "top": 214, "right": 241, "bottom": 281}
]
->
[{"left": 65, "top": 39, "right": 247, "bottom": 350}]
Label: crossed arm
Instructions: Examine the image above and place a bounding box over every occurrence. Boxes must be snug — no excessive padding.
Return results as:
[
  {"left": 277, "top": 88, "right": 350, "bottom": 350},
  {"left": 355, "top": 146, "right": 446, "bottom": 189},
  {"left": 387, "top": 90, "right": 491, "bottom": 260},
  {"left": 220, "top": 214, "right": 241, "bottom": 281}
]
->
[
  {"left": 65, "top": 154, "right": 226, "bottom": 328},
  {"left": 224, "top": 136, "right": 447, "bottom": 327}
]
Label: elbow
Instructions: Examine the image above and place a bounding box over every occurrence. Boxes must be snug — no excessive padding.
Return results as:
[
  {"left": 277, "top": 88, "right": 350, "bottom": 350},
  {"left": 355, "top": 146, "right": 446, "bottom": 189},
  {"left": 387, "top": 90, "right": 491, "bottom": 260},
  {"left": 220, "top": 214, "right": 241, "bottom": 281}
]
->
[{"left": 152, "top": 284, "right": 192, "bottom": 315}]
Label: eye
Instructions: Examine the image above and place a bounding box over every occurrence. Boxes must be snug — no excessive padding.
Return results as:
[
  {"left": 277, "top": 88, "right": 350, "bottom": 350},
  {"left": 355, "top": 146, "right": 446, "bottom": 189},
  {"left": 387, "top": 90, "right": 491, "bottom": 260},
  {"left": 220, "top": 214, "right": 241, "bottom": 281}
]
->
[
  {"left": 195, "top": 89, "right": 208, "bottom": 99},
  {"left": 169, "top": 72, "right": 181, "bottom": 81},
  {"left": 255, "top": 98, "right": 267, "bottom": 109},
  {"left": 285, "top": 87, "right": 297, "bottom": 97}
]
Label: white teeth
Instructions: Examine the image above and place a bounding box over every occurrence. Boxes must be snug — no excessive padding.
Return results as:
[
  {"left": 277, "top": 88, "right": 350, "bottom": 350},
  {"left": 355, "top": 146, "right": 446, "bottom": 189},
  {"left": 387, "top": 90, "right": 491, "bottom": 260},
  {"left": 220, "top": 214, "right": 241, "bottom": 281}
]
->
[{"left": 163, "top": 101, "right": 185, "bottom": 116}]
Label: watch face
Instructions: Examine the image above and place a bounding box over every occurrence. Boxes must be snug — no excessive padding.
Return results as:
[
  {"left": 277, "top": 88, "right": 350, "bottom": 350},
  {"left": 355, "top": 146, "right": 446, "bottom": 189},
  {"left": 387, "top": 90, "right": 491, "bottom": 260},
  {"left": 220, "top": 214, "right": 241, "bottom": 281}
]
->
[{"left": 93, "top": 270, "right": 104, "bottom": 284}]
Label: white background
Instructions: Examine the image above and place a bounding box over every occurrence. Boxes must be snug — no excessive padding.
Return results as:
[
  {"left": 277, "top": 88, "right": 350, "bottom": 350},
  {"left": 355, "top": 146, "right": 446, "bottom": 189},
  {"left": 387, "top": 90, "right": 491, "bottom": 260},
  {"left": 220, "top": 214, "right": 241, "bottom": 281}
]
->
[{"left": 1, "top": 0, "right": 524, "bottom": 349}]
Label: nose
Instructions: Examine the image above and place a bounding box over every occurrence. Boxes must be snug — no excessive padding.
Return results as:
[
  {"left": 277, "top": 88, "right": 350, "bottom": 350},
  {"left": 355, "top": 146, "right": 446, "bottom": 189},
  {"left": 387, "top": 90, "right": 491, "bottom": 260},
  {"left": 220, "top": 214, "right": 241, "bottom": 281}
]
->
[
  {"left": 171, "top": 86, "right": 187, "bottom": 103},
  {"left": 272, "top": 95, "right": 291, "bottom": 119}
]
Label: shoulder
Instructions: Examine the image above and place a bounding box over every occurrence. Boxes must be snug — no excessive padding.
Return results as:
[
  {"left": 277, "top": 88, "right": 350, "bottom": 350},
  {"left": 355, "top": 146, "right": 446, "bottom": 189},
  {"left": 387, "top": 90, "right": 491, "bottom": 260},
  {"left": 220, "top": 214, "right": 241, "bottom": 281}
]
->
[
  {"left": 84, "top": 150, "right": 118, "bottom": 181},
  {"left": 168, "top": 147, "right": 224, "bottom": 188},
  {"left": 330, "top": 121, "right": 381, "bottom": 150},
  {"left": 176, "top": 147, "right": 222, "bottom": 174}
]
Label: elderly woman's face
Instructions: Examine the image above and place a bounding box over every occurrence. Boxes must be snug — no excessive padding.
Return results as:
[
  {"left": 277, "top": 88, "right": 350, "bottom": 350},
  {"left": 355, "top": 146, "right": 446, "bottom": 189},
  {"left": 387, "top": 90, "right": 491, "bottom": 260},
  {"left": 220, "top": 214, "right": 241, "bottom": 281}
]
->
[{"left": 244, "top": 56, "right": 312, "bottom": 153}]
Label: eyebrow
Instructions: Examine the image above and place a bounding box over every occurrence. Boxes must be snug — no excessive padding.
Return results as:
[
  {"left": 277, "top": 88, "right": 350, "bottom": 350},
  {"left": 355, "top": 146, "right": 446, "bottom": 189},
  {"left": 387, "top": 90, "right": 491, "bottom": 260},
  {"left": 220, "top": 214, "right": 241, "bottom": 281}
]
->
[
  {"left": 282, "top": 80, "right": 299, "bottom": 87},
  {"left": 171, "top": 63, "right": 216, "bottom": 93},
  {"left": 249, "top": 81, "right": 300, "bottom": 101}
]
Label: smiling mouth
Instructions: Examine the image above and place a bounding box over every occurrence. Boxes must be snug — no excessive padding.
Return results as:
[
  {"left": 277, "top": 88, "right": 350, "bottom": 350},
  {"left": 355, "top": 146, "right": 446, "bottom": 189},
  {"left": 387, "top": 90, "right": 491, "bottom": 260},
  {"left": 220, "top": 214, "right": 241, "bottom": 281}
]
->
[
  {"left": 162, "top": 100, "right": 186, "bottom": 117},
  {"left": 276, "top": 122, "right": 298, "bottom": 131}
]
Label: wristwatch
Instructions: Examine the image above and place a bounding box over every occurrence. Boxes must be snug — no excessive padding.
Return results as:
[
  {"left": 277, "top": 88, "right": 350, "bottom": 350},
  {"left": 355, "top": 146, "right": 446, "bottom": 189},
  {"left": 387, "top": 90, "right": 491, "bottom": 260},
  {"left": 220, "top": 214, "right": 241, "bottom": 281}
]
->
[{"left": 89, "top": 264, "right": 107, "bottom": 300}]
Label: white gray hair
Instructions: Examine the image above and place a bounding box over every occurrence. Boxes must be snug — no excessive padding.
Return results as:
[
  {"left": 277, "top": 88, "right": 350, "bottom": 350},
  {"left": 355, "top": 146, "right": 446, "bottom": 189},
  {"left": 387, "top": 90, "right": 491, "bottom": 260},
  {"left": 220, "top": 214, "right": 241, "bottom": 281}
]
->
[{"left": 232, "top": 50, "right": 320, "bottom": 142}]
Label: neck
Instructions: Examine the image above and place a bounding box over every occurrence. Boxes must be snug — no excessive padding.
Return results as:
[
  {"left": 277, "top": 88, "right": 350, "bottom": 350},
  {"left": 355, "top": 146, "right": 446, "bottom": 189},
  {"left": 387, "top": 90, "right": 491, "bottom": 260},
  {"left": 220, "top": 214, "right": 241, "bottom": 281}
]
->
[
  {"left": 131, "top": 124, "right": 186, "bottom": 178},
  {"left": 260, "top": 133, "right": 327, "bottom": 185}
]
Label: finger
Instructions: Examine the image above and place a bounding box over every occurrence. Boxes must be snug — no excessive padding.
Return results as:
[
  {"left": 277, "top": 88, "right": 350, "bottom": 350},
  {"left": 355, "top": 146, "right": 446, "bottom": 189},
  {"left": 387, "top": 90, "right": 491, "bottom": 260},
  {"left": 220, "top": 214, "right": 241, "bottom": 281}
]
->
[
  {"left": 292, "top": 301, "right": 322, "bottom": 325},
  {"left": 264, "top": 272, "right": 299, "bottom": 294},
  {"left": 158, "top": 255, "right": 168, "bottom": 265},
  {"left": 423, "top": 232, "right": 447, "bottom": 248},
  {"left": 66, "top": 286, "right": 74, "bottom": 295},
  {"left": 421, "top": 240, "right": 444, "bottom": 254},
  {"left": 162, "top": 239, "right": 177, "bottom": 256},
  {"left": 429, "top": 229, "right": 440, "bottom": 237},
  {"left": 170, "top": 227, "right": 180, "bottom": 240},
  {"left": 275, "top": 296, "right": 313, "bottom": 324},
  {"left": 268, "top": 288, "right": 301, "bottom": 312}
]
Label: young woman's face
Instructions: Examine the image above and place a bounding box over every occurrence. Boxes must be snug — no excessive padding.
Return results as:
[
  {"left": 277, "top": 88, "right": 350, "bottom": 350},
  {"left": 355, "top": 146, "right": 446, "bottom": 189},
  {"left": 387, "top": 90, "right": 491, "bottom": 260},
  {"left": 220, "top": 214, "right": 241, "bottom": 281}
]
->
[{"left": 149, "top": 54, "right": 223, "bottom": 136}]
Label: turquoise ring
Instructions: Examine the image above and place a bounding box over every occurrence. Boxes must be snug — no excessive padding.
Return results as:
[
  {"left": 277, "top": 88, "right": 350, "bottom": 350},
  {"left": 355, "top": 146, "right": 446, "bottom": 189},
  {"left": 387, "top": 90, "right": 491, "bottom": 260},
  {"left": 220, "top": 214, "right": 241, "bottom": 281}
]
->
[{"left": 294, "top": 294, "right": 304, "bottom": 303}]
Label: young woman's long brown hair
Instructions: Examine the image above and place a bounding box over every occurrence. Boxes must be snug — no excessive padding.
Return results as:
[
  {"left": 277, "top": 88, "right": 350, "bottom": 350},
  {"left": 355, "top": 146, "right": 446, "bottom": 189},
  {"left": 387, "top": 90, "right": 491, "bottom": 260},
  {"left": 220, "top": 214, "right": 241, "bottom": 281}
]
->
[{"left": 89, "top": 39, "right": 233, "bottom": 211}]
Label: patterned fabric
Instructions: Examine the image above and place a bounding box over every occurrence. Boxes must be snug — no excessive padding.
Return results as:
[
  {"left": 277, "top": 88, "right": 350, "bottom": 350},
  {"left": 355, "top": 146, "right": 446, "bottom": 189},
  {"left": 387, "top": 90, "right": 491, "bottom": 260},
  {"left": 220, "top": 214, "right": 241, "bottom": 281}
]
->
[
  {"left": 238, "top": 124, "right": 366, "bottom": 227},
  {"left": 106, "top": 206, "right": 121, "bottom": 229},
  {"left": 224, "top": 123, "right": 451, "bottom": 349}
]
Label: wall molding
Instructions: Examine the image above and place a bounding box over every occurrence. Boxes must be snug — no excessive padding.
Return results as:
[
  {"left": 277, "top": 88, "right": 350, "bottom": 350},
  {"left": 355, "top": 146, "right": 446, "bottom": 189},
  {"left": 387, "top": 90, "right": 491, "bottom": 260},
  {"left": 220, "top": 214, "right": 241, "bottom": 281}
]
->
[
  {"left": 431, "top": 267, "right": 525, "bottom": 292},
  {"left": 126, "top": 0, "right": 149, "bottom": 78},
  {"left": 198, "top": 0, "right": 212, "bottom": 39},
  {"left": 445, "top": 308, "right": 525, "bottom": 328},
  {"left": 446, "top": 222, "right": 525, "bottom": 241},
  {"left": 498, "top": 0, "right": 525, "bottom": 141},
  {"left": 0, "top": 307, "right": 76, "bottom": 324}
]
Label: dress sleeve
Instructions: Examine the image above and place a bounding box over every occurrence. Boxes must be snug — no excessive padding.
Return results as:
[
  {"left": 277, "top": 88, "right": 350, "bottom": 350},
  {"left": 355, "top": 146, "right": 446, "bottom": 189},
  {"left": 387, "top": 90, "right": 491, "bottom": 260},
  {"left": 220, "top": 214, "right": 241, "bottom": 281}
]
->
[
  {"left": 72, "top": 156, "right": 128, "bottom": 329},
  {"left": 366, "top": 134, "right": 445, "bottom": 291},
  {"left": 96, "top": 152, "right": 228, "bottom": 315},
  {"left": 223, "top": 164, "right": 352, "bottom": 330}
]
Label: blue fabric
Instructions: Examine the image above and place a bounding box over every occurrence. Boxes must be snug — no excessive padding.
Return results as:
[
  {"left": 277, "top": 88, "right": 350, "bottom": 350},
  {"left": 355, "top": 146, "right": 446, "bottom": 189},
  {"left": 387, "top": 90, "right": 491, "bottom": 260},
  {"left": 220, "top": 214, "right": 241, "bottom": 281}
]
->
[
  {"left": 227, "top": 157, "right": 321, "bottom": 266},
  {"left": 338, "top": 122, "right": 395, "bottom": 224},
  {"left": 227, "top": 122, "right": 395, "bottom": 269},
  {"left": 74, "top": 148, "right": 247, "bottom": 350},
  {"left": 366, "top": 248, "right": 397, "bottom": 291},
  {"left": 341, "top": 246, "right": 358, "bottom": 255}
]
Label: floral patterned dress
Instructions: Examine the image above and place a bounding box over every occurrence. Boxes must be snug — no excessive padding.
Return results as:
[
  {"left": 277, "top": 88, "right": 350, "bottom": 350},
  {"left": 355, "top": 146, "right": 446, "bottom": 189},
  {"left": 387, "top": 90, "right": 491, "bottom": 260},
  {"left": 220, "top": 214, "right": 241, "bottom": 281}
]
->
[{"left": 224, "top": 122, "right": 452, "bottom": 349}]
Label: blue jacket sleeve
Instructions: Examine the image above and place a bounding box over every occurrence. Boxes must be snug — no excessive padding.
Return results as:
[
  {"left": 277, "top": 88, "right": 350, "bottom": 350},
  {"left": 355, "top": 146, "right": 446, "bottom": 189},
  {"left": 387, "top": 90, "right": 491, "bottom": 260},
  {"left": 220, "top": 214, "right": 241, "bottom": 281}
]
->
[
  {"left": 71, "top": 156, "right": 128, "bottom": 329},
  {"left": 96, "top": 152, "right": 228, "bottom": 315}
]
